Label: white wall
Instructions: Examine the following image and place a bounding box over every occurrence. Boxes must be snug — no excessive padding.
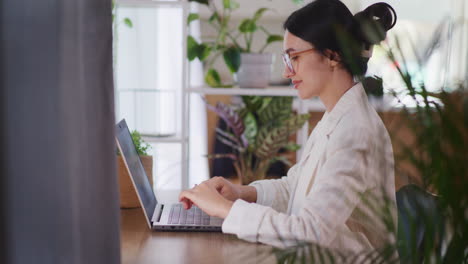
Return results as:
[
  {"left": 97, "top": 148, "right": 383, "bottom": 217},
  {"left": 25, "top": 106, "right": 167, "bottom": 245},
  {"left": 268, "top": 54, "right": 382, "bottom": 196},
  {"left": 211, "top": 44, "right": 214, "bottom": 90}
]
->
[
  {"left": 197, "top": 0, "right": 299, "bottom": 20},
  {"left": 194, "top": 0, "right": 466, "bottom": 88}
]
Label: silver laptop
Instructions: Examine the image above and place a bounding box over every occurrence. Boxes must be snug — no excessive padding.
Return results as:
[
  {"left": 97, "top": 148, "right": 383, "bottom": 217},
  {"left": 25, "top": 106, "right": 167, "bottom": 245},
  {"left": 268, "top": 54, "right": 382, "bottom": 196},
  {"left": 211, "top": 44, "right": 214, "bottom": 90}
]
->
[{"left": 115, "top": 119, "right": 223, "bottom": 231}]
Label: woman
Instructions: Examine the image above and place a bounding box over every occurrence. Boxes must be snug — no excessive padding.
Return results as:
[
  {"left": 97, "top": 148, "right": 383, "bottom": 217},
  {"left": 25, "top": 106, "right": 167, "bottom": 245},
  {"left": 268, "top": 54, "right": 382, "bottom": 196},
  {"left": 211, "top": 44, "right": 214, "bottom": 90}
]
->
[{"left": 180, "top": 0, "right": 398, "bottom": 254}]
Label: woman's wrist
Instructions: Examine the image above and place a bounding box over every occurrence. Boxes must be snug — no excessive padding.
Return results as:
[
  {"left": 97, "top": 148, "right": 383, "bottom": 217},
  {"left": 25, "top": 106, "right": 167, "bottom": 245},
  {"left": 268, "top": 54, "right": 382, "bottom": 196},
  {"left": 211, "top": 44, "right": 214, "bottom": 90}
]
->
[
  {"left": 220, "top": 199, "right": 234, "bottom": 218},
  {"left": 239, "top": 185, "right": 257, "bottom": 203}
]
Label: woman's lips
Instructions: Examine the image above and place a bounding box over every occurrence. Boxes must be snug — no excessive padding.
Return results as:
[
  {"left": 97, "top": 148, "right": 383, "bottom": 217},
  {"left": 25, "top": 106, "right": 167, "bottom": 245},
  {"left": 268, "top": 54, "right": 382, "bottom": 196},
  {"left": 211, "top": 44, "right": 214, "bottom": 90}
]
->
[{"left": 292, "top": 80, "right": 302, "bottom": 89}]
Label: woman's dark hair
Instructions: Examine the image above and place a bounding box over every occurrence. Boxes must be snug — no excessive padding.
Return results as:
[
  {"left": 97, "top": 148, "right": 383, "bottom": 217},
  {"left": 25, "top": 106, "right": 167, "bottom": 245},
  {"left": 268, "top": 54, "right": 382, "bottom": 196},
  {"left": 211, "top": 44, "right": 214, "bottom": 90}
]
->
[{"left": 284, "top": 0, "right": 397, "bottom": 77}]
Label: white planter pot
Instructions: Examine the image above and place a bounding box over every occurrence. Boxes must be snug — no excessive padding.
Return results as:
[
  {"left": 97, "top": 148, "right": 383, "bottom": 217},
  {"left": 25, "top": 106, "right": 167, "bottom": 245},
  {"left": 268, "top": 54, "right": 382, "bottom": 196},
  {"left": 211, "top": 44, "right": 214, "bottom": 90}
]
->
[{"left": 235, "top": 53, "right": 273, "bottom": 88}]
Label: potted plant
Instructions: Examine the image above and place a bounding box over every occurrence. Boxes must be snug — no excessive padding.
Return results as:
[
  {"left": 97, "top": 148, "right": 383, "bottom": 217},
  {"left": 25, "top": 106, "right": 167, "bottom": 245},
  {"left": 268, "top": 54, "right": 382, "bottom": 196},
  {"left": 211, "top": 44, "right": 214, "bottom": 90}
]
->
[
  {"left": 187, "top": 0, "right": 284, "bottom": 88},
  {"left": 117, "top": 130, "right": 153, "bottom": 208},
  {"left": 206, "top": 95, "right": 310, "bottom": 185}
]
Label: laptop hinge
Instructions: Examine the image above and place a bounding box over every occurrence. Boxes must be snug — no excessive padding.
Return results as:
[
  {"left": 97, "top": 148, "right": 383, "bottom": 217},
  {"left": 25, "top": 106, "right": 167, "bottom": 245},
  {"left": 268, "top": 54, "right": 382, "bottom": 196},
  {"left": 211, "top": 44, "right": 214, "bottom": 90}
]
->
[{"left": 156, "top": 204, "right": 164, "bottom": 222}]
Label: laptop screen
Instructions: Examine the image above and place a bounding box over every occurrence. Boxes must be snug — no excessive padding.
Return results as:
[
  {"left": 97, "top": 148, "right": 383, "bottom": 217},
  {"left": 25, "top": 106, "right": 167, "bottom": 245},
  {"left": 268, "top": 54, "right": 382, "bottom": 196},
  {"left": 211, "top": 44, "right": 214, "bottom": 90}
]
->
[{"left": 115, "top": 119, "right": 157, "bottom": 225}]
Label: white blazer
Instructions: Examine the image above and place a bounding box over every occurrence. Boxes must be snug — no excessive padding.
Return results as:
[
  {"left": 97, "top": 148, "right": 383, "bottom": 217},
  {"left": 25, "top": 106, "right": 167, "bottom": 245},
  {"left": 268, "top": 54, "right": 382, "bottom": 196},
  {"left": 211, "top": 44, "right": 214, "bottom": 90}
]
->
[{"left": 222, "top": 83, "right": 397, "bottom": 254}]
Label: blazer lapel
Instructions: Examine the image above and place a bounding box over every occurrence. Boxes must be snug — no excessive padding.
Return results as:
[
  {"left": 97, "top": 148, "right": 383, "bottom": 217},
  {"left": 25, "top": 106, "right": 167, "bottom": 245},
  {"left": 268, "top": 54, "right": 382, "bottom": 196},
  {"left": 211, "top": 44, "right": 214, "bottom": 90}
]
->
[
  {"left": 297, "top": 111, "right": 329, "bottom": 164},
  {"left": 289, "top": 121, "right": 330, "bottom": 214},
  {"left": 288, "top": 83, "right": 368, "bottom": 215}
]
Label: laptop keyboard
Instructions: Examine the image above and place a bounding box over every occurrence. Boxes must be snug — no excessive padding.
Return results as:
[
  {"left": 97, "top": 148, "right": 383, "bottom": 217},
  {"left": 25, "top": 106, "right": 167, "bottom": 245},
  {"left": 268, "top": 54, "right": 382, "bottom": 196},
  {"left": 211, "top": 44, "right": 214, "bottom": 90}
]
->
[{"left": 168, "top": 204, "right": 211, "bottom": 225}]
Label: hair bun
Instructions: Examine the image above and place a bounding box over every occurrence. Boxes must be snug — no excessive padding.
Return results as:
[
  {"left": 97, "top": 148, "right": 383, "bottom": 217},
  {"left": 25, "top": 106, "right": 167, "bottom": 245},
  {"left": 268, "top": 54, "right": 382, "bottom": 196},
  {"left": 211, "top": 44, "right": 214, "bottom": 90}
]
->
[{"left": 353, "top": 2, "right": 397, "bottom": 46}]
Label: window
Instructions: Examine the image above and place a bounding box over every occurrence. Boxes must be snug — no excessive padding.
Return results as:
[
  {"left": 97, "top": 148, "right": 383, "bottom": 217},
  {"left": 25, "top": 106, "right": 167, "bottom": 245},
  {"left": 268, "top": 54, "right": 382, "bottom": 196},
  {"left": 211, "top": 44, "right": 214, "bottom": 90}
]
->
[{"left": 114, "top": 3, "right": 185, "bottom": 190}]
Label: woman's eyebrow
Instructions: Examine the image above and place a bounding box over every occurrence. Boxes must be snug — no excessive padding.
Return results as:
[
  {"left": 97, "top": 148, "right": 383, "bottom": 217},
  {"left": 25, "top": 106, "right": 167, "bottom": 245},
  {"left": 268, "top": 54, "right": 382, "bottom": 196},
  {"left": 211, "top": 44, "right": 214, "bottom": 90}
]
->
[{"left": 284, "top": 48, "right": 296, "bottom": 53}]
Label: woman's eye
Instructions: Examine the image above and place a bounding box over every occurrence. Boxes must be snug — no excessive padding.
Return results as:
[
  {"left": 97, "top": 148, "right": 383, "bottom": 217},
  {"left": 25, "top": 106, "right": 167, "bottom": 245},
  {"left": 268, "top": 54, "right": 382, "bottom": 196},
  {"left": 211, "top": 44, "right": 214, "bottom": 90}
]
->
[{"left": 290, "top": 56, "right": 298, "bottom": 61}]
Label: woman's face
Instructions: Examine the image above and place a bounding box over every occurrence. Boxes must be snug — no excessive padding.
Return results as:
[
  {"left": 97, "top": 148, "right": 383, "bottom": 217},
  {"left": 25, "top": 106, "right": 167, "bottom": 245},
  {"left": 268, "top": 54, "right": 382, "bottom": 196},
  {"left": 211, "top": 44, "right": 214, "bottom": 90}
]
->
[{"left": 282, "top": 31, "right": 333, "bottom": 99}]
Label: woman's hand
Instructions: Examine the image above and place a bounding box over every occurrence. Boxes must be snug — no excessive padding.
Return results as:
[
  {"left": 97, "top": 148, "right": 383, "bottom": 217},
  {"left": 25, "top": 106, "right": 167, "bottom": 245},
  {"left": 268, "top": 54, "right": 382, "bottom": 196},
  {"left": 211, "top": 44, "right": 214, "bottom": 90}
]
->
[
  {"left": 179, "top": 181, "right": 234, "bottom": 219},
  {"left": 203, "top": 176, "right": 258, "bottom": 203},
  {"left": 205, "top": 176, "right": 242, "bottom": 201}
]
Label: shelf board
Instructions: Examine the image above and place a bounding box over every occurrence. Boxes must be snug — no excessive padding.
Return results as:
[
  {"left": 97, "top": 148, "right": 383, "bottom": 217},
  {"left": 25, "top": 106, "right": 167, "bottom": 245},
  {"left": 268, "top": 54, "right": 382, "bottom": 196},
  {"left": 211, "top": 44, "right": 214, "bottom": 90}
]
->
[
  {"left": 141, "top": 134, "right": 185, "bottom": 143},
  {"left": 115, "top": 0, "right": 186, "bottom": 7},
  {"left": 188, "top": 86, "right": 297, "bottom": 96}
]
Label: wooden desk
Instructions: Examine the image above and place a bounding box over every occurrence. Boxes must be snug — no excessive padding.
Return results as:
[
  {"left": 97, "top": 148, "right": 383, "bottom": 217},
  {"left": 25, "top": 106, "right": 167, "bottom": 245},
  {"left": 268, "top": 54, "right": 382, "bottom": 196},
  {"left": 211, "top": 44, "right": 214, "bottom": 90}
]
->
[{"left": 120, "top": 192, "right": 275, "bottom": 264}]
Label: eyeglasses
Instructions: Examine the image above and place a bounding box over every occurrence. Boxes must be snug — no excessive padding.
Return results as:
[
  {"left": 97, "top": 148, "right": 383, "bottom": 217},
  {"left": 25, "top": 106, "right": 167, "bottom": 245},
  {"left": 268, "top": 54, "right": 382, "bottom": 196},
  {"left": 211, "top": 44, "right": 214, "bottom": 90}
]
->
[{"left": 281, "top": 48, "right": 315, "bottom": 74}]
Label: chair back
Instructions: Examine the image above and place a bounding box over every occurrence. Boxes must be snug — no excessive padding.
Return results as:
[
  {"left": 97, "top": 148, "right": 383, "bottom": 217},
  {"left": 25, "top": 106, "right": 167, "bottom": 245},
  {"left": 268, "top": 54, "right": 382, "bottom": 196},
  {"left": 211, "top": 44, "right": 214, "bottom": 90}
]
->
[{"left": 396, "top": 184, "right": 444, "bottom": 263}]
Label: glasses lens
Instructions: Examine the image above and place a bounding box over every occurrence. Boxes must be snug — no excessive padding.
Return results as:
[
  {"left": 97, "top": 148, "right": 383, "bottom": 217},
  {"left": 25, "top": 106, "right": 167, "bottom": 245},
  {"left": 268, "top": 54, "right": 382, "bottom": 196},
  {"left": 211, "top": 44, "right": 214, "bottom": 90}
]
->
[{"left": 282, "top": 53, "right": 294, "bottom": 73}]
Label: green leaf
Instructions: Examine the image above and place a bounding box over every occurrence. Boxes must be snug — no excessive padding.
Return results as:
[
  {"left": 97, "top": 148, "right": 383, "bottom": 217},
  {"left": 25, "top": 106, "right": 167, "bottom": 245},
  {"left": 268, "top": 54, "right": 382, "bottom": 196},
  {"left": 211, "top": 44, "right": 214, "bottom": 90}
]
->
[
  {"left": 188, "top": 0, "right": 209, "bottom": 5},
  {"left": 230, "top": 1, "right": 240, "bottom": 9},
  {"left": 124, "top": 18, "right": 133, "bottom": 28},
  {"left": 187, "top": 36, "right": 199, "bottom": 61},
  {"left": 218, "top": 27, "right": 228, "bottom": 43},
  {"left": 205, "top": 68, "right": 222, "bottom": 87},
  {"left": 130, "top": 130, "right": 151, "bottom": 156},
  {"left": 187, "top": 13, "right": 199, "bottom": 25},
  {"left": 209, "top": 12, "right": 221, "bottom": 23},
  {"left": 242, "top": 96, "right": 269, "bottom": 113},
  {"left": 197, "top": 44, "right": 211, "bottom": 61},
  {"left": 253, "top": 8, "right": 268, "bottom": 21},
  {"left": 259, "top": 97, "right": 273, "bottom": 111},
  {"left": 258, "top": 97, "right": 293, "bottom": 125},
  {"left": 266, "top": 35, "right": 283, "bottom": 44},
  {"left": 238, "top": 19, "right": 257, "bottom": 33},
  {"left": 284, "top": 142, "right": 300, "bottom": 151},
  {"left": 272, "top": 156, "right": 293, "bottom": 167},
  {"left": 243, "top": 112, "right": 258, "bottom": 150},
  {"left": 254, "top": 126, "right": 289, "bottom": 159},
  {"left": 187, "top": 36, "right": 210, "bottom": 61},
  {"left": 223, "top": 47, "right": 241, "bottom": 73},
  {"left": 283, "top": 113, "right": 310, "bottom": 134},
  {"left": 223, "top": 0, "right": 239, "bottom": 9}
]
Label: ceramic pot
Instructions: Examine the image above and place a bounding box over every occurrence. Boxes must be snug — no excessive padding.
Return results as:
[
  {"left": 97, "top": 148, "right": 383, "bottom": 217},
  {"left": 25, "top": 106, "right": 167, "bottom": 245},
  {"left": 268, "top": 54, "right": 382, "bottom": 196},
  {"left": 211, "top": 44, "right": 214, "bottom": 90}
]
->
[{"left": 235, "top": 53, "right": 273, "bottom": 88}]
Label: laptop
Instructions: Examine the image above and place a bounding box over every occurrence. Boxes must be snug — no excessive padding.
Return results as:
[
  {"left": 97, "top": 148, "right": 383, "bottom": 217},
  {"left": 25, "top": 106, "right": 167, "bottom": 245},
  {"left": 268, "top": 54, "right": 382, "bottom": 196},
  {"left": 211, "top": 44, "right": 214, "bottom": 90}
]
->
[{"left": 115, "top": 119, "right": 223, "bottom": 231}]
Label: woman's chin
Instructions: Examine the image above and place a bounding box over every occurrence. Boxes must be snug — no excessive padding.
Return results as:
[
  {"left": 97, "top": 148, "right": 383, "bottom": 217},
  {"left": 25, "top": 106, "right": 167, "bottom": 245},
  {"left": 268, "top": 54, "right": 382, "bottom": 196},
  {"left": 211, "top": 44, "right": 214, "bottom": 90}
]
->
[{"left": 297, "top": 90, "right": 316, "bottom": 100}]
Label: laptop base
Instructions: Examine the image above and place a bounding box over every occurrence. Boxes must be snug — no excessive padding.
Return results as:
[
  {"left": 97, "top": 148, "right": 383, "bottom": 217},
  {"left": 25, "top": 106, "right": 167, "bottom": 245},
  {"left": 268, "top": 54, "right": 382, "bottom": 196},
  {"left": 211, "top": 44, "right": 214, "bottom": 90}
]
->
[{"left": 153, "top": 225, "right": 222, "bottom": 232}]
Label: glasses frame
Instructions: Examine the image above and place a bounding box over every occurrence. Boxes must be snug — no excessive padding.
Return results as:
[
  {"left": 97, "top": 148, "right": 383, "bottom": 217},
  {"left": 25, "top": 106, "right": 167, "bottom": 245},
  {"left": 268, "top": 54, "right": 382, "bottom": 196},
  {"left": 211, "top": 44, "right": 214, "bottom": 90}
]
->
[{"left": 282, "top": 48, "right": 315, "bottom": 74}]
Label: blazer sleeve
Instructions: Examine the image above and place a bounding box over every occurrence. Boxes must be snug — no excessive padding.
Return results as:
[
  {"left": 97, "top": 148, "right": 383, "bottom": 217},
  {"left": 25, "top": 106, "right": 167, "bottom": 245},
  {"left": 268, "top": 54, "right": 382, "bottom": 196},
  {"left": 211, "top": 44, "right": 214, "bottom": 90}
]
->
[
  {"left": 222, "top": 127, "right": 372, "bottom": 248},
  {"left": 247, "top": 163, "right": 300, "bottom": 213}
]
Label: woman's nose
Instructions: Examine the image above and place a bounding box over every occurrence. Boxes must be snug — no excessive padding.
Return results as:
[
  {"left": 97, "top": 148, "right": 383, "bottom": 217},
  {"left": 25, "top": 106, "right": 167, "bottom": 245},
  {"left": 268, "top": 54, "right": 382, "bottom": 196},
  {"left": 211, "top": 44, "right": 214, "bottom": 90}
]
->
[{"left": 282, "top": 66, "right": 294, "bottom": 79}]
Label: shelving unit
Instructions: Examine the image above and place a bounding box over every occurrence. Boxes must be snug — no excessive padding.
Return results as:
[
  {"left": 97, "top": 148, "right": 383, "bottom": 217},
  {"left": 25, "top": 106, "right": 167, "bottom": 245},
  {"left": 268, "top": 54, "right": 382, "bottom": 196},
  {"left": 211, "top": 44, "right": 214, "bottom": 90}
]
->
[
  {"left": 116, "top": 0, "right": 408, "bottom": 190},
  {"left": 141, "top": 134, "right": 184, "bottom": 143},
  {"left": 115, "top": 0, "right": 186, "bottom": 7},
  {"left": 115, "top": 0, "right": 190, "bottom": 190},
  {"left": 115, "top": 0, "right": 310, "bottom": 190},
  {"left": 188, "top": 86, "right": 297, "bottom": 96}
]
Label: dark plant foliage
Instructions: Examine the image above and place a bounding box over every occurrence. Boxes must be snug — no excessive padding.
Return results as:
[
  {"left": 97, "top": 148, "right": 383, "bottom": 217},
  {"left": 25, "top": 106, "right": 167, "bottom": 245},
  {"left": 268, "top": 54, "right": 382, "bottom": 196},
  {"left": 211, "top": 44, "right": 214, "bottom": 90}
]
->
[
  {"left": 206, "top": 102, "right": 245, "bottom": 141},
  {"left": 362, "top": 76, "right": 384, "bottom": 97},
  {"left": 206, "top": 96, "right": 310, "bottom": 184},
  {"left": 270, "top": 20, "right": 467, "bottom": 263}
]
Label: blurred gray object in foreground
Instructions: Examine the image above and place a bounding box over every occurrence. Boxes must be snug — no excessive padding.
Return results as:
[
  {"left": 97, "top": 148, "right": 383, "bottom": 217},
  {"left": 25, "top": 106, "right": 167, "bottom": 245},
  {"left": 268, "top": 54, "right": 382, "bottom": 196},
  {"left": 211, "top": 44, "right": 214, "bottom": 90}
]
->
[{"left": 0, "top": 0, "right": 120, "bottom": 263}]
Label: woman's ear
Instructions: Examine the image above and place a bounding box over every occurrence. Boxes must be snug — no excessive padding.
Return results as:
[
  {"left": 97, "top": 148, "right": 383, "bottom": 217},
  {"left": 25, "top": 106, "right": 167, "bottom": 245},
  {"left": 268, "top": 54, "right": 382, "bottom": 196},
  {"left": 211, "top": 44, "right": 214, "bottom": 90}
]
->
[
  {"left": 325, "top": 49, "right": 341, "bottom": 68},
  {"left": 324, "top": 49, "right": 341, "bottom": 67}
]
